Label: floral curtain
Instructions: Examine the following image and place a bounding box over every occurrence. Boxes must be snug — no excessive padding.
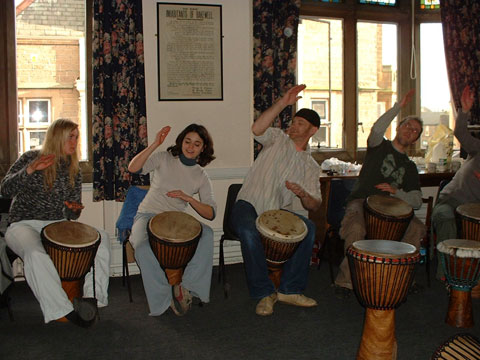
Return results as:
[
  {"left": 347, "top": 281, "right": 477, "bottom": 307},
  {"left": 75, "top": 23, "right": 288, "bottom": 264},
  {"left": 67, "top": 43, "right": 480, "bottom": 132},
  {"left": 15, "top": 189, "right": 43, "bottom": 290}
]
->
[
  {"left": 253, "top": 0, "right": 301, "bottom": 156},
  {"left": 440, "top": 0, "right": 480, "bottom": 124},
  {"left": 92, "top": 0, "right": 150, "bottom": 201}
]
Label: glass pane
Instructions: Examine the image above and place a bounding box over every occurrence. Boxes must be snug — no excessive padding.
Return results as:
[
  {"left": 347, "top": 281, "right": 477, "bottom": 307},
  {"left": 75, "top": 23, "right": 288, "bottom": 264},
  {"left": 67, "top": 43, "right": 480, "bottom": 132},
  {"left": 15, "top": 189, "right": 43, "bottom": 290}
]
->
[
  {"left": 358, "top": 0, "right": 396, "bottom": 5},
  {"left": 297, "top": 17, "right": 344, "bottom": 150},
  {"left": 28, "top": 131, "right": 46, "bottom": 150},
  {"left": 16, "top": 1, "right": 87, "bottom": 159},
  {"left": 357, "top": 22, "right": 398, "bottom": 148},
  {"left": 420, "top": 0, "right": 440, "bottom": 10},
  {"left": 28, "top": 100, "right": 49, "bottom": 124},
  {"left": 420, "top": 23, "right": 457, "bottom": 149}
]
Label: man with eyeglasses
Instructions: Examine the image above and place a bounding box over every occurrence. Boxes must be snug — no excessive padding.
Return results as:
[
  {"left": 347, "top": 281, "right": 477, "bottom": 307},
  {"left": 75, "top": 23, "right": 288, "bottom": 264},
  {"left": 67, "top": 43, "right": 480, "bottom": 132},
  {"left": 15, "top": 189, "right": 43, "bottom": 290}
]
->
[{"left": 334, "top": 89, "right": 426, "bottom": 297}]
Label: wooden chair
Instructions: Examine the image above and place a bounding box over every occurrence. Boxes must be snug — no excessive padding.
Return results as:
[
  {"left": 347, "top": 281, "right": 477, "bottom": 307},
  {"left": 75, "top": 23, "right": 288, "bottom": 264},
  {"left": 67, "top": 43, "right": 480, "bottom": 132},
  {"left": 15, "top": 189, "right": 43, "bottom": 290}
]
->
[
  {"left": 217, "top": 183, "right": 242, "bottom": 298},
  {"left": 420, "top": 196, "right": 434, "bottom": 287},
  {"left": 317, "top": 178, "right": 357, "bottom": 283}
]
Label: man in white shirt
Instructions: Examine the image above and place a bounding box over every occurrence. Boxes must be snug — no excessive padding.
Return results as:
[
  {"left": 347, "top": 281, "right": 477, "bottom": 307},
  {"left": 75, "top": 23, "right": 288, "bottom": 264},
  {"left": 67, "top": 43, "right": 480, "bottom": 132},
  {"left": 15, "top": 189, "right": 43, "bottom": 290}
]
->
[{"left": 231, "top": 84, "right": 322, "bottom": 316}]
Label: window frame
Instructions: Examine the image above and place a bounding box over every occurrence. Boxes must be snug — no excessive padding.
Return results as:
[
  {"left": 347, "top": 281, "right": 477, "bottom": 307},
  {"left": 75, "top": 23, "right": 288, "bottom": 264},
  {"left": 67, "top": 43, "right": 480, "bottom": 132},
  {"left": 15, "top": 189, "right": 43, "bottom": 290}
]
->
[
  {"left": 0, "top": 0, "right": 93, "bottom": 182},
  {"left": 300, "top": 0, "right": 442, "bottom": 165}
]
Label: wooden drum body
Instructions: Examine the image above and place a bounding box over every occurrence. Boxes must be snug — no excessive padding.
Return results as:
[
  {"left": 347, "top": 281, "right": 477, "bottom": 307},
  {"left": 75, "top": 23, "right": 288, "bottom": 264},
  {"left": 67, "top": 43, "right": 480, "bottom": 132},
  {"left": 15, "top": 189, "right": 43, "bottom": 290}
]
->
[
  {"left": 431, "top": 333, "right": 480, "bottom": 360},
  {"left": 364, "top": 195, "right": 413, "bottom": 242},
  {"left": 437, "top": 239, "right": 480, "bottom": 328},
  {"left": 347, "top": 240, "right": 420, "bottom": 360},
  {"left": 41, "top": 220, "right": 100, "bottom": 302},
  {"left": 456, "top": 203, "right": 480, "bottom": 242},
  {"left": 256, "top": 210, "right": 307, "bottom": 288},
  {"left": 148, "top": 211, "right": 202, "bottom": 286}
]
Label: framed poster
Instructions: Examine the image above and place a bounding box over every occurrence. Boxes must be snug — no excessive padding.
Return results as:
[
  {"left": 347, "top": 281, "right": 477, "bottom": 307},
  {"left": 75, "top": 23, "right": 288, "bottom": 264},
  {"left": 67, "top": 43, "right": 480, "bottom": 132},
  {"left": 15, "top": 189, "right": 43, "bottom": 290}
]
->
[{"left": 157, "top": 3, "right": 223, "bottom": 101}]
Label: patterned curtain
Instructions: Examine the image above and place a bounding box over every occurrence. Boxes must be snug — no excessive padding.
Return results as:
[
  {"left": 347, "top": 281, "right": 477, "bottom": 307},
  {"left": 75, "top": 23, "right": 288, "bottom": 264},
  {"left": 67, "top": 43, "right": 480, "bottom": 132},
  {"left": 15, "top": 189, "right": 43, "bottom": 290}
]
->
[
  {"left": 253, "top": 0, "right": 301, "bottom": 156},
  {"left": 440, "top": 0, "right": 480, "bottom": 124},
  {"left": 92, "top": 0, "right": 150, "bottom": 201}
]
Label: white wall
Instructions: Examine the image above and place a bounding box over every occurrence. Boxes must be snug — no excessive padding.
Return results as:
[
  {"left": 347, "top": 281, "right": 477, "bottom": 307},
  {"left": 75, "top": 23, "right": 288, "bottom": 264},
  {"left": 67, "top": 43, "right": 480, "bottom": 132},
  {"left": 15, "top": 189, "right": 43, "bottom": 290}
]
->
[{"left": 78, "top": 0, "right": 253, "bottom": 276}]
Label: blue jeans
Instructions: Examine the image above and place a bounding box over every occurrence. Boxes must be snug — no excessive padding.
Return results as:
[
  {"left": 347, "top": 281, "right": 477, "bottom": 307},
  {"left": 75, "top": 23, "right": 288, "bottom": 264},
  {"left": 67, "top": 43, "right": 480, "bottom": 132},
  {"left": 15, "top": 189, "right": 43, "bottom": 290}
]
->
[{"left": 230, "top": 200, "right": 316, "bottom": 299}]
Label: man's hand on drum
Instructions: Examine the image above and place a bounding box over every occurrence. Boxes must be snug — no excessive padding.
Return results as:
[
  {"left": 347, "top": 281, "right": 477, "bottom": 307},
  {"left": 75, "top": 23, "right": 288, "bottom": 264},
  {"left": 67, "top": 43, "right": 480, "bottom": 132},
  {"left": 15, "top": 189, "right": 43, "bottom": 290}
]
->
[
  {"left": 26, "top": 154, "right": 56, "bottom": 175},
  {"left": 154, "top": 126, "right": 171, "bottom": 147},
  {"left": 375, "top": 183, "right": 397, "bottom": 194},
  {"left": 285, "top": 181, "right": 308, "bottom": 198},
  {"left": 166, "top": 190, "right": 193, "bottom": 203},
  {"left": 64, "top": 201, "right": 85, "bottom": 214}
]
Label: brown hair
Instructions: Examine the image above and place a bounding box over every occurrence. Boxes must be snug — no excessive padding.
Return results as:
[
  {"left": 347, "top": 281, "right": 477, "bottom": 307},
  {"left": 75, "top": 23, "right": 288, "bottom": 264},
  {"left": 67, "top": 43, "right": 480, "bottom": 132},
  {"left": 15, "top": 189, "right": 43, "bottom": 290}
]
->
[{"left": 167, "top": 124, "right": 215, "bottom": 167}]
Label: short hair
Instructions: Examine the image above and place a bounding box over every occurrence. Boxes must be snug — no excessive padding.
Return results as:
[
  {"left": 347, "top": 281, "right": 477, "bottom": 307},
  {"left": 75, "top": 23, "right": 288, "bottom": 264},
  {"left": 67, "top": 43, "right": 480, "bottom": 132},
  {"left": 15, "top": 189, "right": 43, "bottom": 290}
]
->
[
  {"left": 398, "top": 115, "right": 424, "bottom": 138},
  {"left": 167, "top": 124, "right": 215, "bottom": 167}
]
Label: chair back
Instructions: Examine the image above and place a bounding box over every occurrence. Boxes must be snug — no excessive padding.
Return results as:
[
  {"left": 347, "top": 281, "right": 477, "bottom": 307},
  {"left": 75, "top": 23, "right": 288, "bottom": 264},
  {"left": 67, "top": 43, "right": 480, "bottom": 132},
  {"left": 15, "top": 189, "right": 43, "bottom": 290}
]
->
[
  {"left": 116, "top": 185, "right": 149, "bottom": 243},
  {"left": 327, "top": 178, "right": 357, "bottom": 229},
  {"left": 223, "top": 184, "right": 242, "bottom": 240}
]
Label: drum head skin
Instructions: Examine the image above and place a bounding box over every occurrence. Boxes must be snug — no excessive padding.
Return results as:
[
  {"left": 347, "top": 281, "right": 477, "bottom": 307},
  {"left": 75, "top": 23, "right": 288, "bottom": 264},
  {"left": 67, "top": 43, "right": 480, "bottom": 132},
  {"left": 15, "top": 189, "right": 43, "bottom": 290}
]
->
[
  {"left": 256, "top": 210, "right": 307, "bottom": 243},
  {"left": 352, "top": 239, "right": 417, "bottom": 258},
  {"left": 437, "top": 239, "right": 480, "bottom": 258},
  {"left": 457, "top": 203, "right": 480, "bottom": 221},
  {"left": 149, "top": 211, "right": 201, "bottom": 243},
  {"left": 42, "top": 221, "right": 99, "bottom": 247},
  {"left": 366, "top": 195, "right": 413, "bottom": 217}
]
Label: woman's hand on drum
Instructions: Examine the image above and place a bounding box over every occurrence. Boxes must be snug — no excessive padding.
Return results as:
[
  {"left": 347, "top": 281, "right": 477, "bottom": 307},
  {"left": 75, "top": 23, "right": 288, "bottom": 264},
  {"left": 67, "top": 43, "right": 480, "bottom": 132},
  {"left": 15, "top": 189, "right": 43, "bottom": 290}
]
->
[
  {"left": 64, "top": 201, "right": 85, "bottom": 214},
  {"left": 166, "top": 190, "right": 192, "bottom": 203},
  {"left": 154, "top": 126, "right": 171, "bottom": 147},
  {"left": 26, "top": 154, "right": 56, "bottom": 175},
  {"left": 375, "top": 183, "right": 397, "bottom": 194}
]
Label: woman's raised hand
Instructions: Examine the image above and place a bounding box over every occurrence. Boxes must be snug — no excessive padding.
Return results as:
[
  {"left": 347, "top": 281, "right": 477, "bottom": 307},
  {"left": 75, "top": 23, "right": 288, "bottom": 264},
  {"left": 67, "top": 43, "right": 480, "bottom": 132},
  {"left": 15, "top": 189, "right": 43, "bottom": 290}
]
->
[
  {"left": 26, "top": 154, "right": 56, "bottom": 175},
  {"left": 154, "top": 126, "right": 171, "bottom": 146}
]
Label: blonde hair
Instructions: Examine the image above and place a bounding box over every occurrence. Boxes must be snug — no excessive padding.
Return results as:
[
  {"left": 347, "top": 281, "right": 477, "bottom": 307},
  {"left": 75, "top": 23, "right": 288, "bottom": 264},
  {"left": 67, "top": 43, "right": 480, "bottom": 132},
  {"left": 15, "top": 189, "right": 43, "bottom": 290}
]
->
[{"left": 40, "top": 118, "right": 79, "bottom": 189}]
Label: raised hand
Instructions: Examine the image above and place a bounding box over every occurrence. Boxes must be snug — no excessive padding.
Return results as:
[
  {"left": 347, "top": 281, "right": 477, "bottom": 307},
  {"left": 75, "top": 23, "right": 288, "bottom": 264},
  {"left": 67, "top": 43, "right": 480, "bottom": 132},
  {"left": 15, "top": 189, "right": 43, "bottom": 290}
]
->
[
  {"left": 154, "top": 126, "right": 171, "bottom": 146},
  {"left": 280, "top": 84, "right": 307, "bottom": 107},
  {"left": 461, "top": 85, "right": 475, "bottom": 113},
  {"left": 166, "top": 190, "right": 191, "bottom": 203},
  {"left": 26, "top": 154, "right": 56, "bottom": 175},
  {"left": 399, "top": 89, "right": 415, "bottom": 108},
  {"left": 285, "top": 181, "right": 307, "bottom": 198}
]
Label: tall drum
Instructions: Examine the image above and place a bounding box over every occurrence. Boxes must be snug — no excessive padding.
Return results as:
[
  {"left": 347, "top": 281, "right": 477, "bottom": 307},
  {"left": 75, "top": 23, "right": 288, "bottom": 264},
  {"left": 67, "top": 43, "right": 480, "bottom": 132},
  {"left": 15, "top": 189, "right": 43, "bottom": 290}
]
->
[
  {"left": 256, "top": 210, "right": 307, "bottom": 288},
  {"left": 364, "top": 195, "right": 413, "bottom": 241},
  {"left": 431, "top": 333, "right": 480, "bottom": 360},
  {"left": 456, "top": 203, "right": 480, "bottom": 242},
  {"left": 41, "top": 220, "right": 100, "bottom": 302},
  {"left": 347, "top": 240, "right": 420, "bottom": 360},
  {"left": 437, "top": 239, "right": 480, "bottom": 328},
  {"left": 148, "top": 211, "right": 202, "bottom": 286}
]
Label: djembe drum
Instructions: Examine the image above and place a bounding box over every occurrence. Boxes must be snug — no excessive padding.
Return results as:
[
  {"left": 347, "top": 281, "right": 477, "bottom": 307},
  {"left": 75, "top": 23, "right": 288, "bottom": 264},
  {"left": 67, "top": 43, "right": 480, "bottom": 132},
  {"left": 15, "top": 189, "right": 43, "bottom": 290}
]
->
[
  {"left": 148, "top": 211, "right": 202, "bottom": 286},
  {"left": 456, "top": 203, "right": 480, "bottom": 242},
  {"left": 456, "top": 203, "right": 480, "bottom": 298},
  {"left": 364, "top": 195, "right": 413, "bottom": 241},
  {"left": 347, "top": 240, "right": 420, "bottom": 360},
  {"left": 41, "top": 220, "right": 100, "bottom": 302},
  {"left": 431, "top": 333, "right": 480, "bottom": 360},
  {"left": 437, "top": 239, "right": 480, "bottom": 328},
  {"left": 256, "top": 210, "right": 307, "bottom": 288}
]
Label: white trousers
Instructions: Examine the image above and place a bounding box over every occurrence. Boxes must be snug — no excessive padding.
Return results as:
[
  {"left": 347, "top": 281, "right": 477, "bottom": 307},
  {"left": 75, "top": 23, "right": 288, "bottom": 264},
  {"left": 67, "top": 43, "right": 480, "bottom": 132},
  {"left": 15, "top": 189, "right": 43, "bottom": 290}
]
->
[{"left": 5, "top": 219, "right": 111, "bottom": 323}]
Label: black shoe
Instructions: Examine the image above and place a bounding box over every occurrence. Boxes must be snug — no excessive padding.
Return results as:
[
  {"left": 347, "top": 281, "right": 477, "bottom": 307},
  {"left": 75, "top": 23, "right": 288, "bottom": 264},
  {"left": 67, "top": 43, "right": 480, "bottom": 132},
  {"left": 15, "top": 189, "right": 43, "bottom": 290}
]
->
[
  {"left": 333, "top": 285, "right": 352, "bottom": 299},
  {"left": 66, "top": 298, "right": 97, "bottom": 328}
]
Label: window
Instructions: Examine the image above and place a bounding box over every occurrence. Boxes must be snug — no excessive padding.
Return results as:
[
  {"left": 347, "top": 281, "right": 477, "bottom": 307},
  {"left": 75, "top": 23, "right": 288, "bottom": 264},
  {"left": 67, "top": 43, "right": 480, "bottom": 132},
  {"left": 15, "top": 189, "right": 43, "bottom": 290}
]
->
[
  {"left": 299, "top": 0, "right": 446, "bottom": 163},
  {"left": 18, "top": 98, "right": 51, "bottom": 153},
  {"left": 420, "top": 23, "right": 458, "bottom": 149},
  {"left": 297, "top": 17, "right": 343, "bottom": 150},
  {"left": 15, "top": 1, "right": 88, "bottom": 160},
  {"left": 357, "top": 22, "right": 398, "bottom": 148}
]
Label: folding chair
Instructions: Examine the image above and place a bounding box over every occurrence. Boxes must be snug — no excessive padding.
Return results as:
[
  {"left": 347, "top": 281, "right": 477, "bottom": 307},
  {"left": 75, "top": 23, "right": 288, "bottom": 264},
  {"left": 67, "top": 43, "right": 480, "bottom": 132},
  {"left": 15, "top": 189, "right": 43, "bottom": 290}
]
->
[{"left": 217, "top": 184, "right": 242, "bottom": 298}]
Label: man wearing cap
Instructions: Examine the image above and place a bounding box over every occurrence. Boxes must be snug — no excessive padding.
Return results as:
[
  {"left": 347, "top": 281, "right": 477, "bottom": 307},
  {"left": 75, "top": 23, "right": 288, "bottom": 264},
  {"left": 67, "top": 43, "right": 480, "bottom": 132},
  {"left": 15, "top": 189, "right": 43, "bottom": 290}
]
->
[
  {"left": 334, "top": 89, "right": 426, "bottom": 297},
  {"left": 230, "top": 84, "right": 322, "bottom": 316}
]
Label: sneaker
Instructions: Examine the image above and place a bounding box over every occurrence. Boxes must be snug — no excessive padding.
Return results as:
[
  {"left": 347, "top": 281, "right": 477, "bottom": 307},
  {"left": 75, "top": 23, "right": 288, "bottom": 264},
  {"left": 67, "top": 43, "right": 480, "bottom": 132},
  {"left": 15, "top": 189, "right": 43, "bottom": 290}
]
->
[{"left": 171, "top": 285, "right": 192, "bottom": 316}]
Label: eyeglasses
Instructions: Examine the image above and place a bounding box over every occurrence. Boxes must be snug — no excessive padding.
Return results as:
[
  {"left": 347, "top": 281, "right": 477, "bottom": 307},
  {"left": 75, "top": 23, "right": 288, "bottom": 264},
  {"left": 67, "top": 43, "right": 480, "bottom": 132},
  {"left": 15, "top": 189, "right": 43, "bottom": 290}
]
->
[{"left": 402, "top": 121, "right": 421, "bottom": 135}]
